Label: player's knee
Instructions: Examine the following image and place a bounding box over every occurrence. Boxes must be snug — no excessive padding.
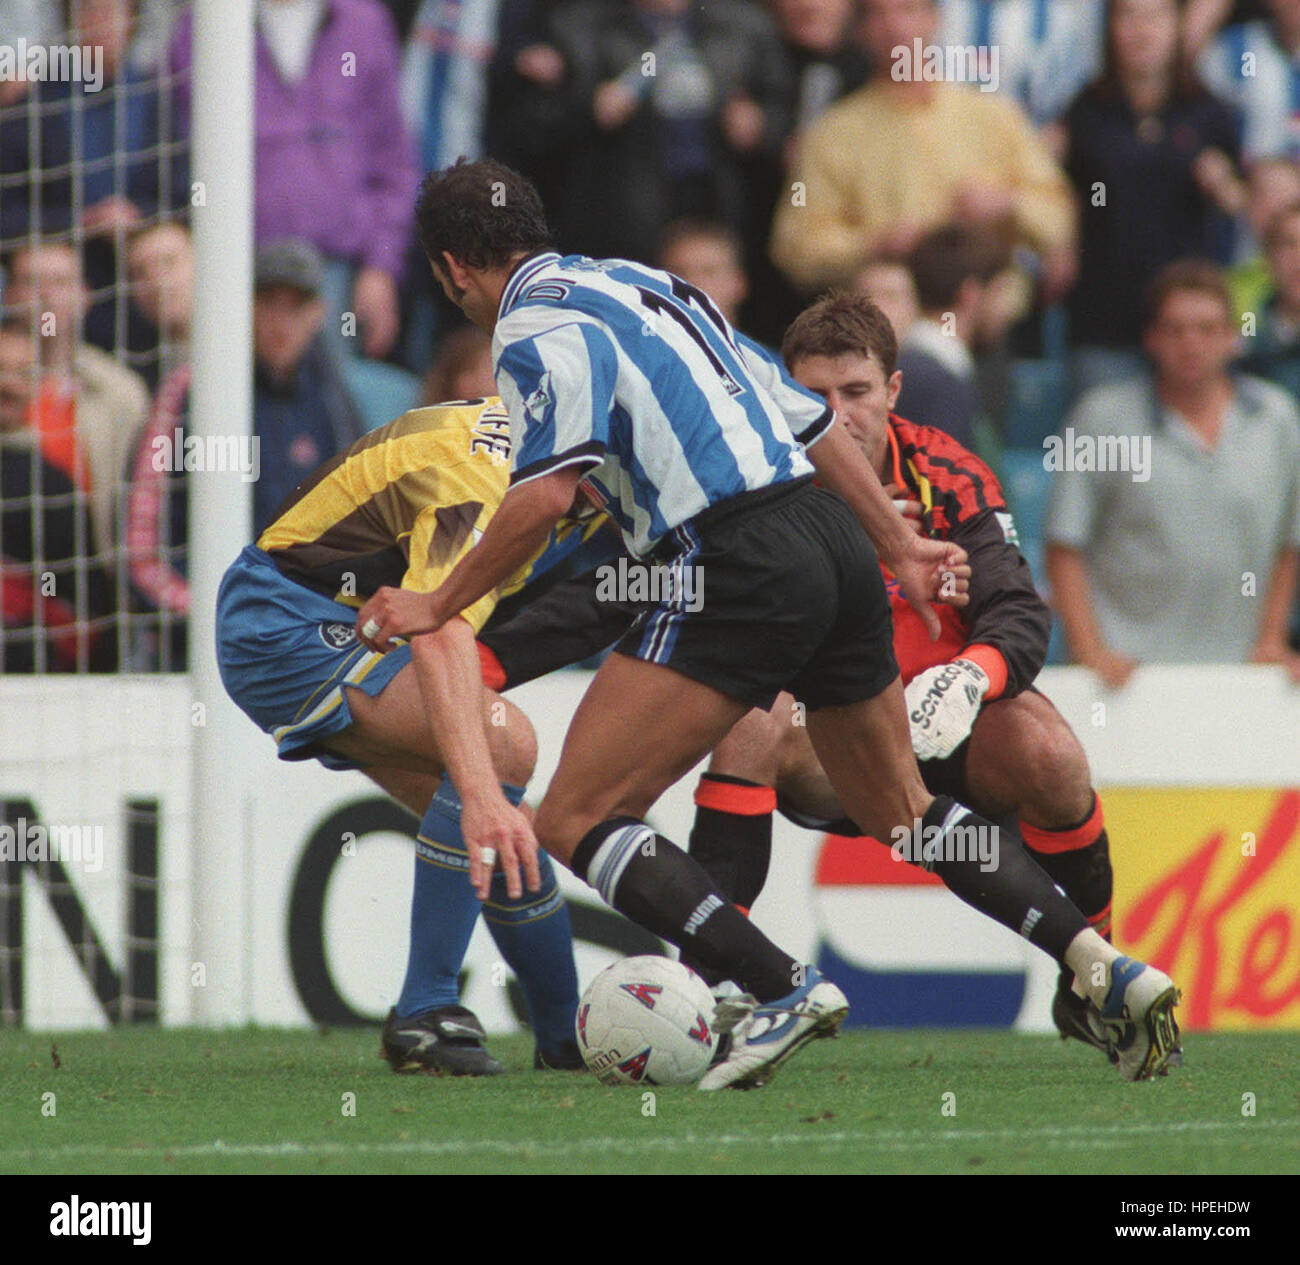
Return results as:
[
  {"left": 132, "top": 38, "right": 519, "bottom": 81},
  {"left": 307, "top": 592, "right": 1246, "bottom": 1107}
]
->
[
  {"left": 774, "top": 707, "right": 819, "bottom": 787},
  {"left": 533, "top": 783, "right": 641, "bottom": 869},
  {"left": 532, "top": 799, "right": 582, "bottom": 867},
  {"left": 709, "top": 705, "right": 781, "bottom": 783},
  {"left": 487, "top": 697, "right": 538, "bottom": 789},
  {"left": 1022, "top": 725, "right": 1093, "bottom": 824},
  {"left": 510, "top": 717, "right": 540, "bottom": 787}
]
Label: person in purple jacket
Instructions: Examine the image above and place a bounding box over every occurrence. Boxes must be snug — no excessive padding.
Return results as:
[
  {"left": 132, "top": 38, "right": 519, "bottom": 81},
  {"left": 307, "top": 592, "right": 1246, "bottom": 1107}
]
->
[{"left": 170, "top": 0, "right": 419, "bottom": 361}]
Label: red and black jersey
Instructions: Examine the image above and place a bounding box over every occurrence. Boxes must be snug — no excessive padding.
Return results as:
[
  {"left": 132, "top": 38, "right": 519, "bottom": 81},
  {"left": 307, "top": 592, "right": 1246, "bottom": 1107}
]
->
[
  {"left": 884, "top": 414, "right": 1050, "bottom": 698},
  {"left": 479, "top": 415, "right": 1052, "bottom": 698}
]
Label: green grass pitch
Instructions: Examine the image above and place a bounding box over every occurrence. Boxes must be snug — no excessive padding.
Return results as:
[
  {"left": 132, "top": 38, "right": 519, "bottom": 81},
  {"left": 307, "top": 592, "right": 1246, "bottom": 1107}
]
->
[{"left": 2, "top": 1028, "right": 1298, "bottom": 1175}]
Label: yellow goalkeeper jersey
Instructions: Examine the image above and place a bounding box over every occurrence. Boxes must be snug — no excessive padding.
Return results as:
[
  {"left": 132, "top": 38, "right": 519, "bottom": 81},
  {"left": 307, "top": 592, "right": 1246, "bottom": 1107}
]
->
[{"left": 257, "top": 397, "right": 609, "bottom": 634}]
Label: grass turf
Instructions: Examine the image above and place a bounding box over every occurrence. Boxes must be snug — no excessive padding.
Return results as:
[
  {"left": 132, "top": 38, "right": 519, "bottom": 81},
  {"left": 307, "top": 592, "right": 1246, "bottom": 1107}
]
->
[{"left": 1, "top": 1027, "right": 1298, "bottom": 1175}]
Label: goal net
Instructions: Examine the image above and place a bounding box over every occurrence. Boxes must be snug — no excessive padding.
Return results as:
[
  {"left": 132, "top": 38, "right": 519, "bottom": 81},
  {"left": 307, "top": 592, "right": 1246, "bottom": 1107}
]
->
[{"left": 0, "top": 0, "right": 198, "bottom": 1029}]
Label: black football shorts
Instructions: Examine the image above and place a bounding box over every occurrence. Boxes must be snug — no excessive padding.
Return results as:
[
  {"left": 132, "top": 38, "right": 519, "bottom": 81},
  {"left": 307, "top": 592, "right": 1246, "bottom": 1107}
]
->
[{"left": 615, "top": 476, "right": 899, "bottom": 711}]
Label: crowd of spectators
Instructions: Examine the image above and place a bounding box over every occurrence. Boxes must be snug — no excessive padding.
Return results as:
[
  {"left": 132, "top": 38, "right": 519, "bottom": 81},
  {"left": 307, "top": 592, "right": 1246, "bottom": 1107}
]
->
[{"left": 0, "top": 0, "right": 1296, "bottom": 680}]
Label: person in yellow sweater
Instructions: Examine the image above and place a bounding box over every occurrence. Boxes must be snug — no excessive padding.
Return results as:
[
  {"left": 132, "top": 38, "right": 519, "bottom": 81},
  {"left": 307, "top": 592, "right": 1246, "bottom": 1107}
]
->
[{"left": 770, "top": 0, "right": 1077, "bottom": 296}]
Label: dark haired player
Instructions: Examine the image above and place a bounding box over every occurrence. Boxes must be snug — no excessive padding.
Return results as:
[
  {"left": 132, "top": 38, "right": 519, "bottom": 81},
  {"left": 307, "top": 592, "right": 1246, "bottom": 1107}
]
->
[
  {"left": 358, "top": 159, "right": 1182, "bottom": 1088},
  {"left": 682, "top": 294, "right": 1149, "bottom": 1070}
]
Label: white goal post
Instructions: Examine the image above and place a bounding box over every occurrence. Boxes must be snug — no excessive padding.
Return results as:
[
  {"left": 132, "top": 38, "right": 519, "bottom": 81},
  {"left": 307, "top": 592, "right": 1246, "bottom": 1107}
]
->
[{"left": 187, "top": 0, "right": 254, "bottom": 1024}]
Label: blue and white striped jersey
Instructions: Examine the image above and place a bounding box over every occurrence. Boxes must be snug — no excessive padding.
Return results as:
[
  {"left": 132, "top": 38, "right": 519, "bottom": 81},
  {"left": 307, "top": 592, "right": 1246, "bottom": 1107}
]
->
[
  {"left": 492, "top": 252, "right": 834, "bottom": 557},
  {"left": 937, "top": 0, "right": 1104, "bottom": 126},
  {"left": 1199, "top": 20, "right": 1300, "bottom": 160}
]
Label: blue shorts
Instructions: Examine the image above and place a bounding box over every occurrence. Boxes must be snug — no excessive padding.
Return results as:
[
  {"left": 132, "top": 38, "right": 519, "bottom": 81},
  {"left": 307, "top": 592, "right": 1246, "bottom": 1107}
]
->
[{"left": 215, "top": 545, "right": 411, "bottom": 769}]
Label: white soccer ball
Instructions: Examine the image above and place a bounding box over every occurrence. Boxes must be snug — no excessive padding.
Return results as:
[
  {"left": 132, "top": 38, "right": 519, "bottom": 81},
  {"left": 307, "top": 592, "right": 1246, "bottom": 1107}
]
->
[{"left": 576, "top": 955, "right": 717, "bottom": 1086}]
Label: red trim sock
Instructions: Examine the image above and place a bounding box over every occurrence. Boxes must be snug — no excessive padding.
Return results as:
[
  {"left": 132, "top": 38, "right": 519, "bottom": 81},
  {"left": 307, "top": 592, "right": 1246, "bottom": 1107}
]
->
[
  {"left": 683, "top": 774, "right": 776, "bottom": 984},
  {"left": 1021, "top": 794, "right": 1115, "bottom": 988}
]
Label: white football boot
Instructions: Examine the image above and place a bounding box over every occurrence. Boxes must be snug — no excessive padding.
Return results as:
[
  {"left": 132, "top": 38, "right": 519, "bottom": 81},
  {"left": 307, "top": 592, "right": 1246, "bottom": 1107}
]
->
[
  {"left": 1098, "top": 955, "right": 1183, "bottom": 1081},
  {"left": 697, "top": 967, "right": 848, "bottom": 1091}
]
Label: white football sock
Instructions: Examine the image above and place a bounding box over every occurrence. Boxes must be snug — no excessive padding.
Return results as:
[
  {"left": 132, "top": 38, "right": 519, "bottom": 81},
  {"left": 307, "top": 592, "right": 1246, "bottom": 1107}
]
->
[{"left": 1063, "top": 930, "right": 1123, "bottom": 1009}]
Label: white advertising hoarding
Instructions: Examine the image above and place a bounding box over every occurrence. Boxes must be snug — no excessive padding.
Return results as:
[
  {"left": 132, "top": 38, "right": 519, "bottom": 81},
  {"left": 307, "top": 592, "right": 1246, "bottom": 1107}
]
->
[{"left": 3, "top": 666, "right": 1297, "bottom": 1032}]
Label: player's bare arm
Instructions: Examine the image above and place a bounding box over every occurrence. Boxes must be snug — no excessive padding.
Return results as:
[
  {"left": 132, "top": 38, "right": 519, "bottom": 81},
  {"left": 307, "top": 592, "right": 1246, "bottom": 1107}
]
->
[
  {"left": 805, "top": 422, "right": 970, "bottom": 638},
  {"left": 408, "top": 617, "right": 541, "bottom": 900}
]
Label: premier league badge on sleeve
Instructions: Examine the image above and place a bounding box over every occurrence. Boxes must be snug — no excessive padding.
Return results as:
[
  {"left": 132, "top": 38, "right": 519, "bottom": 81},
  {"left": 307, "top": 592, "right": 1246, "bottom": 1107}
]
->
[{"left": 524, "top": 372, "right": 554, "bottom": 426}]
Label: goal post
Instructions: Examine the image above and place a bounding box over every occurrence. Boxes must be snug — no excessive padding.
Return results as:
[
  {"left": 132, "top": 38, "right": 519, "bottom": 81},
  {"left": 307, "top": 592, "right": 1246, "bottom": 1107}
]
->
[{"left": 187, "top": 0, "right": 255, "bottom": 1024}]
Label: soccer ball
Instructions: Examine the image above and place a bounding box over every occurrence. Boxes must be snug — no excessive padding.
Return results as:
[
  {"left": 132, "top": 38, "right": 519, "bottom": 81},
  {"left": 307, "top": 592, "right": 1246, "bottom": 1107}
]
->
[{"left": 575, "top": 955, "right": 717, "bottom": 1086}]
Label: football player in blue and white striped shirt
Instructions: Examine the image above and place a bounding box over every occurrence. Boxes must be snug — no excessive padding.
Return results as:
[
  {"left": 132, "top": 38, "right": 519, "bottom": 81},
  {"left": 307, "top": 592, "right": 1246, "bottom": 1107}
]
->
[{"left": 357, "top": 159, "right": 1183, "bottom": 1089}]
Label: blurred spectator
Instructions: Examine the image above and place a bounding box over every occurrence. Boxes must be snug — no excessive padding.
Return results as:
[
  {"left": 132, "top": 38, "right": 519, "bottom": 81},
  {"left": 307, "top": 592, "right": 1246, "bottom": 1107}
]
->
[
  {"left": 122, "top": 238, "right": 368, "bottom": 668},
  {"left": 2, "top": 241, "right": 150, "bottom": 561},
  {"left": 0, "top": 1, "right": 57, "bottom": 59},
  {"left": 484, "top": 0, "right": 569, "bottom": 190},
  {"left": 500, "top": 0, "right": 791, "bottom": 269},
  {"left": 1200, "top": 0, "right": 1300, "bottom": 160},
  {"left": 936, "top": 0, "right": 1107, "bottom": 125},
  {"left": 770, "top": 0, "right": 1075, "bottom": 294},
  {"left": 1239, "top": 200, "right": 1300, "bottom": 399},
  {"left": 736, "top": 0, "right": 868, "bottom": 339},
  {"left": 379, "top": 0, "right": 423, "bottom": 38},
  {"left": 1183, "top": 1, "right": 1272, "bottom": 56},
  {"left": 0, "top": 0, "right": 190, "bottom": 352},
  {"left": 131, "top": 0, "right": 188, "bottom": 70},
  {"left": 1046, "top": 259, "right": 1300, "bottom": 684},
  {"left": 250, "top": 239, "right": 367, "bottom": 530},
  {"left": 420, "top": 323, "right": 495, "bottom": 404},
  {"left": 402, "top": 0, "right": 505, "bottom": 173},
  {"left": 893, "top": 224, "right": 1012, "bottom": 448},
  {"left": 1060, "top": 0, "right": 1245, "bottom": 397},
  {"left": 403, "top": 3, "right": 574, "bottom": 367},
  {"left": 774, "top": 0, "right": 869, "bottom": 144},
  {"left": 123, "top": 368, "right": 189, "bottom": 670},
  {"left": 123, "top": 224, "right": 195, "bottom": 669},
  {"left": 0, "top": 315, "right": 118, "bottom": 671},
  {"left": 125, "top": 220, "right": 192, "bottom": 392},
  {"left": 1226, "top": 157, "right": 1300, "bottom": 316},
  {"left": 657, "top": 219, "right": 750, "bottom": 329},
  {"left": 398, "top": 0, "right": 532, "bottom": 370},
  {"left": 853, "top": 258, "right": 920, "bottom": 344},
  {"left": 171, "top": 0, "right": 419, "bottom": 362}
]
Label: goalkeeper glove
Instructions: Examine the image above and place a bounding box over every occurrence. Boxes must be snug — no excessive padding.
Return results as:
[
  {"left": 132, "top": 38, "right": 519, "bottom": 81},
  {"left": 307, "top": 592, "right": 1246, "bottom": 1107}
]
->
[{"left": 905, "top": 658, "right": 989, "bottom": 760}]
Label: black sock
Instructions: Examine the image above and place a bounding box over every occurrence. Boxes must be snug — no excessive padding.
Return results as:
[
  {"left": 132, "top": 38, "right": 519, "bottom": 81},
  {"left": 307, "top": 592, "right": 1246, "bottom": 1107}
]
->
[
  {"left": 912, "top": 796, "right": 1090, "bottom": 961},
  {"left": 572, "top": 817, "right": 798, "bottom": 1003},
  {"left": 686, "top": 773, "right": 775, "bottom": 909},
  {"left": 682, "top": 774, "right": 775, "bottom": 984},
  {"left": 1020, "top": 794, "right": 1113, "bottom": 993}
]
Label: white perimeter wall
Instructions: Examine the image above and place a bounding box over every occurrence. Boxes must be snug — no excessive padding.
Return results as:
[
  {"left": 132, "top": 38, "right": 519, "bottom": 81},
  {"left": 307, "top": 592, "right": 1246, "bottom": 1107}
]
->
[{"left": 2, "top": 666, "right": 1297, "bottom": 1032}]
